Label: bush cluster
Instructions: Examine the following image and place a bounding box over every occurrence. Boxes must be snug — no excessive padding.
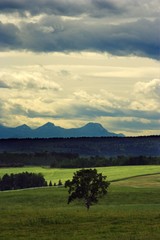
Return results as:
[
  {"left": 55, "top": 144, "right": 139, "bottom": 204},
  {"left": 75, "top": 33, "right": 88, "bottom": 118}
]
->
[{"left": 0, "top": 172, "right": 47, "bottom": 191}]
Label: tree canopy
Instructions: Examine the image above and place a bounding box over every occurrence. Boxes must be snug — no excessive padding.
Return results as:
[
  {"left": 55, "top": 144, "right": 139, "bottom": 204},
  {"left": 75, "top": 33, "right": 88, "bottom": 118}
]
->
[{"left": 65, "top": 169, "right": 110, "bottom": 210}]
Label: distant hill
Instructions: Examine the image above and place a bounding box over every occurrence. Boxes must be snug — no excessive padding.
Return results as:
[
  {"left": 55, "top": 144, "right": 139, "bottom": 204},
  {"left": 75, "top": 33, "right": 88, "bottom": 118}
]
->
[
  {"left": 0, "top": 136, "right": 159, "bottom": 157},
  {"left": 0, "top": 122, "right": 124, "bottom": 138}
]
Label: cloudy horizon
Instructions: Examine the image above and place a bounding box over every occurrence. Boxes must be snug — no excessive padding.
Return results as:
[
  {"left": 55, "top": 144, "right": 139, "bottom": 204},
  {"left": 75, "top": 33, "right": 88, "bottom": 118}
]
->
[{"left": 0, "top": 0, "right": 159, "bottom": 136}]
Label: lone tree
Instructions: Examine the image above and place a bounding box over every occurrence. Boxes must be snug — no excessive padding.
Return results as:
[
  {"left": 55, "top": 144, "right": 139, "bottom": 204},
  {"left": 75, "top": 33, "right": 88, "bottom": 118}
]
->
[{"left": 65, "top": 169, "right": 110, "bottom": 210}]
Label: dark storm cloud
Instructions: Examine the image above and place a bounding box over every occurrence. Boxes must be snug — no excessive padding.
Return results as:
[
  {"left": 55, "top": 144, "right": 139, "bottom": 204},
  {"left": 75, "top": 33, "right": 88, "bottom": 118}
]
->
[
  {"left": 0, "top": 0, "right": 122, "bottom": 17},
  {"left": 69, "top": 105, "right": 160, "bottom": 121},
  {"left": 0, "top": 22, "right": 21, "bottom": 49},
  {"left": 0, "top": 17, "right": 159, "bottom": 59},
  {"left": 10, "top": 103, "right": 115, "bottom": 120},
  {"left": 0, "top": 0, "right": 159, "bottom": 18},
  {"left": 10, "top": 104, "right": 28, "bottom": 116},
  {"left": 33, "top": 102, "right": 159, "bottom": 122},
  {"left": 125, "top": 110, "right": 160, "bottom": 121},
  {"left": 0, "top": 80, "right": 10, "bottom": 88},
  {"left": 10, "top": 104, "right": 55, "bottom": 119},
  {"left": 71, "top": 106, "right": 127, "bottom": 119},
  {"left": 112, "top": 119, "right": 160, "bottom": 131},
  {"left": 63, "top": 105, "right": 160, "bottom": 131},
  {"left": 57, "top": 106, "right": 124, "bottom": 119},
  {"left": 0, "top": 0, "right": 159, "bottom": 59}
]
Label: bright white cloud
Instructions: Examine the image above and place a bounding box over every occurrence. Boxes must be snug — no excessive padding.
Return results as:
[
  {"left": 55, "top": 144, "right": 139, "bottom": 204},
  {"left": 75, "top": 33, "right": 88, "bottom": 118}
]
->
[
  {"left": 130, "top": 79, "right": 160, "bottom": 112},
  {"left": 0, "top": 66, "right": 62, "bottom": 91},
  {"left": 134, "top": 78, "right": 160, "bottom": 99}
]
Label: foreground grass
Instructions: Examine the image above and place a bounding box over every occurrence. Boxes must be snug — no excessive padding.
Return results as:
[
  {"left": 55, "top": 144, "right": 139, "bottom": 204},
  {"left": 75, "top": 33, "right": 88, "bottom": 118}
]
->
[
  {"left": 0, "top": 173, "right": 160, "bottom": 240},
  {"left": 0, "top": 165, "right": 160, "bottom": 184}
]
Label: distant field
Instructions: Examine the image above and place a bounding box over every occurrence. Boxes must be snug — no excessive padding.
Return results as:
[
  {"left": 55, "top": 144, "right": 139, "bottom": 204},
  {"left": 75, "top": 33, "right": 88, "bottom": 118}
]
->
[
  {"left": 0, "top": 165, "right": 160, "bottom": 184},
  {"left": 112, "top": 173, "right": 160, "bottom": 188},
  {"left": 0, "top": 171, "right": 160, "bottom": 240}
]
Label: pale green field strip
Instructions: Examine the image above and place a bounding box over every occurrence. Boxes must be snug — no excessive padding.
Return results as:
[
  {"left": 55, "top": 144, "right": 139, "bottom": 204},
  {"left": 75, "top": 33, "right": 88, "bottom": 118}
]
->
[
  {"left": 112, "top": 173, "right": 160, "bottom": 188},
  {"left": 0, "top": 165, "right": 160, "bottom": 183}
]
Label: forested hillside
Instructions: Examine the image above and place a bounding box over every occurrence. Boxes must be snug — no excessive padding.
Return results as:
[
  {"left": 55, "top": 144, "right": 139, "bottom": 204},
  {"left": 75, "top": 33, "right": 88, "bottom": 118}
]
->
[{"left": 0, "top": 136, "right": 159, "bottom": 157}]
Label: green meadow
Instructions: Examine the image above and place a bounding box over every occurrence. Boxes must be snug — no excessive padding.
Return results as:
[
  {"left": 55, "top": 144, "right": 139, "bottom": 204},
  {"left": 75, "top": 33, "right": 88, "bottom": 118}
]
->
[
  {"left": 0, "top": 165, "right": 160, "bottom": 184},
  {"left": 0, "top": 166, "right": 160, "bottom": 240}
]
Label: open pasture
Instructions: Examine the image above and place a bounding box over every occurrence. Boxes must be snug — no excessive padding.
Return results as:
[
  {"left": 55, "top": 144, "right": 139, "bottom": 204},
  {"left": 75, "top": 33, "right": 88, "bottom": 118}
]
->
[
  {"left": 112, "top": 173, "right": 160, "bottom": 188},
  {"left": 0, "top": 165, "right": 160, "bottom": 184},
  {"left": 0, "top": 166, "right": 160, "bottom": 240}
]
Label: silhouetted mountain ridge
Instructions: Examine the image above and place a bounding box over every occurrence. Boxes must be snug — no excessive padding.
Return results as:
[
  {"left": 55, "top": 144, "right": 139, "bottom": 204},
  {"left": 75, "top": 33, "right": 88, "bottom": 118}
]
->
[{"left": 0, "top": 122, "right": 124, "bottom": 138}]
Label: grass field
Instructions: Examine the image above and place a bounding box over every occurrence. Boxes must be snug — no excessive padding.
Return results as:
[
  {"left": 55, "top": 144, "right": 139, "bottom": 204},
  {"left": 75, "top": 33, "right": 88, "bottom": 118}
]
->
[
  {"left": 0, "top": 165, "right": 160, "bottom": 184},
  {"left": 0, "top": 166, "right": 160, "bottom": 239}
]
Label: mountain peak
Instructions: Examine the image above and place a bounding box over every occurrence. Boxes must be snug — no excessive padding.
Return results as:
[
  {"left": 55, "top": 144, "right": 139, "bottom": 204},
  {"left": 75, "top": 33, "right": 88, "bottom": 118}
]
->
[
  {"left": 41, "top": 122, "right": 55, "bottom": 128},
  {"left": 84, "top": 122, "right": 104, "bottom": 128},
  {"left": 77, "top": 122, "right": 110, "bottom": 137},
  {"left": 0, "top": 122, "right": 125, "bottom": 138},
  {"left": 15, "top": 124, "right": 31, "bottom": 130}
]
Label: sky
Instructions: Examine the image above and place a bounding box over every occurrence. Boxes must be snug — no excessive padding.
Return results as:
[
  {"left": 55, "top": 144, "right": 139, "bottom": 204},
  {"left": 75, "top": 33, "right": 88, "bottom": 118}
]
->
[{"left": 0, "top": 0, "right": 159, "bottom": 136}]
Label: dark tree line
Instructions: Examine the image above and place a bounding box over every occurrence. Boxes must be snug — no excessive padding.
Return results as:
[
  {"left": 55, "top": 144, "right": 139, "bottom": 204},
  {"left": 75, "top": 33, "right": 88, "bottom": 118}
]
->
[
  {"left": 0, "top": 151, "right": 159, "bottom": 169},
  {"left": 50, "top": 155, "right": 160, "bottom": 168},
  {"left": 0, "top": 172, "right": 47, "bottom": 191},
  {"left": 0, "top": 152, "right": 78, "bottom": 167},
  {"left": 0, "top": 136, "right": 159, "bottom": 157}
]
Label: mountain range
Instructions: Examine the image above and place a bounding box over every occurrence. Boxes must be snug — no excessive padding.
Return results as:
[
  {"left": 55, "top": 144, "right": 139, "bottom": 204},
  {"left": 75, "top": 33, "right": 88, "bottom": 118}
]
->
[{"left": 0, "top": 122, "right": 124, "bottom": 138}]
